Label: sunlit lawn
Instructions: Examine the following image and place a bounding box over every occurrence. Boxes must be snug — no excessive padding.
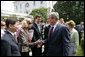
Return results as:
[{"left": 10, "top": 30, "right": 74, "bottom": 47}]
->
[
  {"left": 76, "top": 32, "right": 84, "bottom": 56},
  {"left": 76, "top": 45, "right": 84, "bottom": 56}
]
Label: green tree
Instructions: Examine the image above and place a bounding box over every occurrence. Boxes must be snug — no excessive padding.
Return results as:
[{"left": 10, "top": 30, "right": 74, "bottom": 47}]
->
[
  {"left": 53, "top": 1, "right": 84, "bottom": 24},
  {"left": 1, "top": 16, "right": 8, "bottom": 21},
  {"left": 30, "top": 7, "right": 48, "bottom": 22}
]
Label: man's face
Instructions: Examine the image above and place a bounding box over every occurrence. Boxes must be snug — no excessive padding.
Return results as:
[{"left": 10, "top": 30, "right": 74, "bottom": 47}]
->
[
  {"left": 36, "top": 17, "right": 41, "bottom": 24},
  {"left": 60, "top": 19, "right": 64, "bottom": 24},
  {"left": 48, "top": 16, "right": 56, "bottom": 25},
  {"left": 9, "top": 22, "right": 18, "bottom": 32}
]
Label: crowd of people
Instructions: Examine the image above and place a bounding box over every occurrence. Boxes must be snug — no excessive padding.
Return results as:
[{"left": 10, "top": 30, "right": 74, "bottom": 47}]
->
[{"left": 1, "top": 12, "right": 84, "bottom": 56}]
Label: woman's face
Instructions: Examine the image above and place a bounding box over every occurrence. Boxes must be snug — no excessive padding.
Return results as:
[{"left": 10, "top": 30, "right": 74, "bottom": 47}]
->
[
  {"left": 1, "top": 25, "right": 6, "bottom": 29},
  {"left": 28, "top": 22, "right": 33, "bottom": 29}
]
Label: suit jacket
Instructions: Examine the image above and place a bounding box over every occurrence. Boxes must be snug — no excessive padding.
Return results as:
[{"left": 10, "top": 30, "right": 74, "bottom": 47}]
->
[
  {"left": 1, "top": 30, "right": 21, "bottom": 56},
  {"left": 43, "top": 25, "right": 51, "bottom": 55},
  {"left": 30, "top": 22, "right": 42, "bottom": 56},
  {"left": 31, "top": 23, "right": 42, "bottom": 42},
  {"left": 47, "top": 23, "right": 71, "bottom": 56}
]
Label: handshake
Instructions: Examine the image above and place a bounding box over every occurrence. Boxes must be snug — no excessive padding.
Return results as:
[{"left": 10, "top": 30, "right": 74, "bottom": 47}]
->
[{"left": 34, "top": 39, "right": 42, "bottom": 48}]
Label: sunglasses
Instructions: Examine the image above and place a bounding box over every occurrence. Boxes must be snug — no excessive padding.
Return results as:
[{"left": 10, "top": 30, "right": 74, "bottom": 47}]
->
[
  {"left": 1, "top": 25, "right": 5, "bottom": 26},
  {"left": 28, "top": 22, "right": 32, "bottom": 24}
]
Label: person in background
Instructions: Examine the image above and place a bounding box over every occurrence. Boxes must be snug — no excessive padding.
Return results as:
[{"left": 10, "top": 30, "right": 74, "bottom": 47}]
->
[
  {"left": 31, "top": 15, "right": 43, "bottom": 56},
  {"left": 59, "top": 18, "right": 65, "bottom": 24},
  {"left": 3, "top": 17, "right": 7, "bottom": 22},
  {"left": 28, "top": 15, "right": 34, "bottom": 23},
  {"left": 74, "top": 22, "right": 84, "bottom": 45},
  {"left": 1, "top": 21, "right": 6, "bottom": 38},
  {"left": 66, "top": 20, "right": 79, "bottom": 56},
  {"left": 1, "top": 18, "right": 21, "bottom": 56},
  {"left": 43, "top": 19, "right": 51, "bottom": 56}
]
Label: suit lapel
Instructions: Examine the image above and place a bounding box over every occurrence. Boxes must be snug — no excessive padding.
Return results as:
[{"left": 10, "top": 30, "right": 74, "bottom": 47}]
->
[
  {"left": 51, "top": 23, "right": 61, "bottom": 40},
  {"left": 6, "top": 31, "right": 17, "bottom": 44},
  {"left": 34, "top": 23, "right": 40, "bottom": 33},
  {"left": 48, "top": 26, "right": 52, "bottom": 40}
]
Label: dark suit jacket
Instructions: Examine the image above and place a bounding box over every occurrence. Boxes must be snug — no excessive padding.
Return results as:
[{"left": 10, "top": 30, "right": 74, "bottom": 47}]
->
[
  {"left": 31, "top": 23, "right": 42, "bottom": 42},
  {"left": 1, "top": 30, "right": 21, "bottom": 56},
  {"left": 30, "top": 23, "right": 42, "bottom": 56},
  {"left": 47, "top": 23, "right": 71, "bottom": 56},
  {"left": 43, "top": 25, "right": 51, "bottom": 55}
]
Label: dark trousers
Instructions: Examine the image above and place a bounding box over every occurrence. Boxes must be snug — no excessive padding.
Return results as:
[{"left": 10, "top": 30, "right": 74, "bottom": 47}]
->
[
  {"left": 79, "top": 32, "right": 82, "bottom": 45},
  {"left": 31, "top": 47, "right": 42, "bottom": 56},
  {"left": 43, "top": 44, "right": 48, "bottom": 56},
  {"left": 21, "top": 52, "right": 29, "bottom": 56}
]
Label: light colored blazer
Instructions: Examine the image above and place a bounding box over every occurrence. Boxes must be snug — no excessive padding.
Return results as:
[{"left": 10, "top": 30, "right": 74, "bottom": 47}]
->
[{"left": 70, "top": 28, "right": 79, "bottom": 51}]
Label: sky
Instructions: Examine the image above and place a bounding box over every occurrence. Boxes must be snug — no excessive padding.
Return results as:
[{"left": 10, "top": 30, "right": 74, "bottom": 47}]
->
[{"left": 1, "top": 1, "right": 14, "bottom": 12}]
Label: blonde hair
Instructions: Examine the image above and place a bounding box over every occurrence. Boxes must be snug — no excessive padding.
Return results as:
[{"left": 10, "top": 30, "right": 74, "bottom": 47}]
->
[
  {"left": 1, "top": 21, "right": 5, "bottom": 26},
  {"left": 21, "top": 20, "right": 28, "bottom": 28},
  {"left": 66, "top": 20, "right": 75, "bottom": 28},
  {"left": 21, "top": 18, "right": 32, "bottom": 28}
]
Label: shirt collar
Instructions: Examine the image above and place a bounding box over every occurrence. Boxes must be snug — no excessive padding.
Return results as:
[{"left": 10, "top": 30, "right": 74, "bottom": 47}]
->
[
  {"left": 53, "top": 22, "right": 58, "bottom": 27},
  {"left": 53, "top": 22, "right": 59, "bottom": 31},
  {"left": 7, "top": 30, "right": 15, "bottom": 36}
]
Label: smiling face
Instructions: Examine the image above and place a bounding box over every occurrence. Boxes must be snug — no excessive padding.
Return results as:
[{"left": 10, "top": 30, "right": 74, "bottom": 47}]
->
[
  {"left": 47, "top": 12, "right": 59, "bottom": 26},
  {"left": 36, "top": 17, "right": 41, "bottom": 24},
  {"left": 48, "top": 15, "right": 57, "bottom": 26}
]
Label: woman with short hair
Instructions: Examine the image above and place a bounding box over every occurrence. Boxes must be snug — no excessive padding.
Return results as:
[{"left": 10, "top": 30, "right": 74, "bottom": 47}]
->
[
  {"left": 18, "top": 18, "right": 37, "bottom": 56},
  {"left": 66, "top": 20, "right": 79, "bottom": 56}
]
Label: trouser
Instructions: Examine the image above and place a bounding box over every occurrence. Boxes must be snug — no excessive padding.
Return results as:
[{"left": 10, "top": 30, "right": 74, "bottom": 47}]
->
[
  {"left": 31, "top": 47, "right": 42, "bottom": 56},
  {"left": 21, "top": 52, "right": 29, "bottom": 56}
]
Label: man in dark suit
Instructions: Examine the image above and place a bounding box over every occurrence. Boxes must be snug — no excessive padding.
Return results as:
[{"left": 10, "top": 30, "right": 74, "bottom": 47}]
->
[
  {"left": 1, "top": 18, "right": 21, "bottom": 56},
  {"left": 43, "top": 20, "right": 51, "bottom": 56},
  {"left": 42, "top": 12, "right": 71, "bottom": 56},
  {"left": 31, "top": 15, "right": 43, "bottom": 56},
  {"left": 75, "top": 22, "right": 84, "bottom": 45}
]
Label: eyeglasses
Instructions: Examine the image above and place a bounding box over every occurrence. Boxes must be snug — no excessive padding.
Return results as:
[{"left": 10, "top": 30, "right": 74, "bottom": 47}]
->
[
  {"left": 1, "top": 25, "right": 5, "bottom": 26},
  {"left": 28, "top": 22, "right": 32, "bottom": 24}
]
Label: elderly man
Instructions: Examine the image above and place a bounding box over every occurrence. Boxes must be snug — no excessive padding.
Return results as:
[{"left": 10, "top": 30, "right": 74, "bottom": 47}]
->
[{"left": 42, "top": 12, "right": 71, "bottom": 56}]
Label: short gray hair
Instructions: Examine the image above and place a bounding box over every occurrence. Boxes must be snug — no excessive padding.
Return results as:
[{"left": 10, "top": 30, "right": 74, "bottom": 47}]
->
[{"left": 49, "top": 12, "right": 59, "bottom": 20}]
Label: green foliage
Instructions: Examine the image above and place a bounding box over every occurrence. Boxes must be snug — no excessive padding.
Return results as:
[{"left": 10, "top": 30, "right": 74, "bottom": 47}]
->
[
  {"left": 30, "top": 7, "right": 48, "bottom": 22},
  {"left": 53, "top": 1, "right": 84, "bottom": 24},
  {"left": 76, "top": 32, "right": 84, "bottom": 56},
  {"left": 77, "top": 45, "right": 84, "bottom": 56},
  {"left": 1, "top": 14, "right": 18, "bottom": 21},
  {"left": 9, "top": 14, "right": 17, "bottom": 19},
  {"left": 1, "top": 16, "right": 8, "bottom": 21}
]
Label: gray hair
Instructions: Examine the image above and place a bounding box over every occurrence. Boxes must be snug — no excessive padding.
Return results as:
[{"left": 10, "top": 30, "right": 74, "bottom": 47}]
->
[{"left": 49, "top": 12, "right": 59, "bottom": 20}]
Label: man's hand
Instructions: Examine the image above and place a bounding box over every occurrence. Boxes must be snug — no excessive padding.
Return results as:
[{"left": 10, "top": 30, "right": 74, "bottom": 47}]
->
[
  {"left": 73, "top": 51, "right": 76, "bottom": 55},
  {"left": 34, "top": 39, "right": 42, "bottom": 48}
]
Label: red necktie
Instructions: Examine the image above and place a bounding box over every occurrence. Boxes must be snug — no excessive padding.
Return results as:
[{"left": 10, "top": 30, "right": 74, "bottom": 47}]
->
[{"left": 50, "top": 26, "right": 54, "bottom": 39}]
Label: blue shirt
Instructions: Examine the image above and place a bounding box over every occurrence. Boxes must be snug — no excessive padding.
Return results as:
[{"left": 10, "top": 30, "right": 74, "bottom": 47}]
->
[{"left": 53, "top": 22, "right": 59, "bottom": 32}]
